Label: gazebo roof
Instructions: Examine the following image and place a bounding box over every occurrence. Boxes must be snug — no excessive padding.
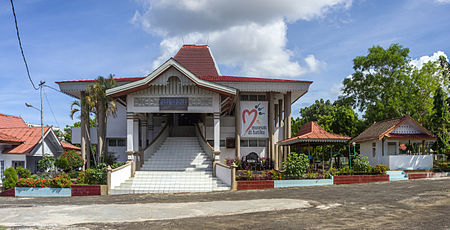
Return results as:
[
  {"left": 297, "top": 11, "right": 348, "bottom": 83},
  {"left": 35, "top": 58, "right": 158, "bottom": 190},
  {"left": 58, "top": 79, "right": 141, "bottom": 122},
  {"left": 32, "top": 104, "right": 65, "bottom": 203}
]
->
[{"left": 278, "top": 121, "right": 351, "bottom": 146}]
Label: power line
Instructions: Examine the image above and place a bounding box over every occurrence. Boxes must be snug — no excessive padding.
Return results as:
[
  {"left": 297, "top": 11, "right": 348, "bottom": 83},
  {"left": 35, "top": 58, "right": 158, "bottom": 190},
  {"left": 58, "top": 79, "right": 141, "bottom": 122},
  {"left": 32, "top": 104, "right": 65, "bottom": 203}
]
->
[
  {"left": 9, "top": 0, "right": 38, "bottom": 90},
  {"left": 43, "top": 86, "right": 61, "bottom": 128}
]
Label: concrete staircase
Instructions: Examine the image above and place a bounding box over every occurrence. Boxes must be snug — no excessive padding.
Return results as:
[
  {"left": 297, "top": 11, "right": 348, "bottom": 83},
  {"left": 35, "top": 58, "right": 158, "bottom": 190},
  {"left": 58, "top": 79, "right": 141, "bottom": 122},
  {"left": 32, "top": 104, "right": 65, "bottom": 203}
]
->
[
  {"left": 111, "top": 137, "right": 229, "bottom": 194},
  {"left": 387, "top": 170, "right": 408, "bottom": 181}
]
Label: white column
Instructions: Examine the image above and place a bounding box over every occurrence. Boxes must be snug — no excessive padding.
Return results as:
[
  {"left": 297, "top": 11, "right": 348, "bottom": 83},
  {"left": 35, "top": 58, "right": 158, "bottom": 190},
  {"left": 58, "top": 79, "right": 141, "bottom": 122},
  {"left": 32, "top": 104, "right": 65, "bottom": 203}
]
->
[
  {"left": 141, "top": 120, "right": 148, "bottom": 149},
  {"left": 133, "top": 116, "right": 139, "bottom": 152},
  {"left": 126, "top": 112, "right": 134, "bottom": 153},
  {"left": 235, "top": 93, "right": 241, "bottom": 158},
  {"left": 214, "top": 112, "right": 220, "bottom": 152}
]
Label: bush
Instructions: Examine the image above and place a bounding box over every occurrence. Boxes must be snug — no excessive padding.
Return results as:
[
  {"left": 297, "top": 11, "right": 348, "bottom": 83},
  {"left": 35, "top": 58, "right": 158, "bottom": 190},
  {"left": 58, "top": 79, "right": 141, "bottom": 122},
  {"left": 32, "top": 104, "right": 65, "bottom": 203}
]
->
[
  {"left": 50, "top": 174, "right": 72, "bottom": 188},
  {"left": 283, "top": 152, "right": 309, "bottom": 178},
  {"left": 59, "top": 150, "right": 84, "bottom": 171},
  {"left": 38, "top": 154, "right": 55, "bottom": 172},
  {"left": 435, "top": 161, "right": 450, "bottom": 172},
  {"left": 68, "top": 171, "right": 80, "bottom": 179},
  {"left": 16, "top": 178, "right": 50, "bottom": 188},
  {"left": 55, "top": 158, "right": 69, "bottom": 171},
  {"left": 371, "top": 165, "right": 389, "bottom": 174},
  {"left": 352, "top": 154, "right": 371, "bottom": 173},
  {"left": 16, "top": 166, "right": 31, "bottom": 179},
  {"left": 2, "top": 167, "right": 18, "bottom": 190}
]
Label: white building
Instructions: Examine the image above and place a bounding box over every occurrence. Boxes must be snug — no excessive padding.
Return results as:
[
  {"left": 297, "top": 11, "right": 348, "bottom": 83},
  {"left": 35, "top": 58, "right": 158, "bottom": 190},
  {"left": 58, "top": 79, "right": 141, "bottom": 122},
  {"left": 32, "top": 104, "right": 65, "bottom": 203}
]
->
[
  {"left": 0, "top": 113, "right": 80, "bottom": 180},
  {"left": 56, "top": 45, "right": 312, "bottom": 193},
  {"left": 352, "top": 116, "right": 436, "bottom": 170}
]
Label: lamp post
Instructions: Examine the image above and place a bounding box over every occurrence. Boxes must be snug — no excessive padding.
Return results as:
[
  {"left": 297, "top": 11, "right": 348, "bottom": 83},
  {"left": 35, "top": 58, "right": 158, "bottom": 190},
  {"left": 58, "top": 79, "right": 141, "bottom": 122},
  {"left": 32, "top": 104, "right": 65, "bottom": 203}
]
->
[{"left": 25, "top": 81, "right": 45, "bottom": 157}]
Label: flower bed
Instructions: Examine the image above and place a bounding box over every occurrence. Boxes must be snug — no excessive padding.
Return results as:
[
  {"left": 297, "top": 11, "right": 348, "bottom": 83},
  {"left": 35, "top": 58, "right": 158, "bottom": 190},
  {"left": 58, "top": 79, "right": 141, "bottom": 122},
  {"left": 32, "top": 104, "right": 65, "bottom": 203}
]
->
[{"left": 333, "top": 174, "right": 389, "bottom": 184}]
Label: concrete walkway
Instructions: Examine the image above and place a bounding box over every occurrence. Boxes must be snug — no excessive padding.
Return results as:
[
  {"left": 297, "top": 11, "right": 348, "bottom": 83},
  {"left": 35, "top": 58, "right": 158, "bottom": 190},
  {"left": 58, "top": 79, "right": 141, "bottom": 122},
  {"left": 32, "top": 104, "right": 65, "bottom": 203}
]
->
[{"left": 0, "top": 198, "right": 311, "bottom": 227}]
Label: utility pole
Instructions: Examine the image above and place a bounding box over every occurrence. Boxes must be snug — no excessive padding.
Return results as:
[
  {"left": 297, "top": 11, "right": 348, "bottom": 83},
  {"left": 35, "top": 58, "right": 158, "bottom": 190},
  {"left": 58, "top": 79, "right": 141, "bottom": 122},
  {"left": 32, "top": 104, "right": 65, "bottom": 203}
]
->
[{"left": 39, "top": 81, "right": 45, "bottom": 157}]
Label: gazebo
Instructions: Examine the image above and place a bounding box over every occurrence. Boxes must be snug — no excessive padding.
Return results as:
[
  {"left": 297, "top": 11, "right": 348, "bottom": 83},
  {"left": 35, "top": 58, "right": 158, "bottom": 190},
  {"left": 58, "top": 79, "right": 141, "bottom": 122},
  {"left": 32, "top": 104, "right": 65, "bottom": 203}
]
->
[{"left": 278, "top": 121, "right": 351, "bottom": 169}]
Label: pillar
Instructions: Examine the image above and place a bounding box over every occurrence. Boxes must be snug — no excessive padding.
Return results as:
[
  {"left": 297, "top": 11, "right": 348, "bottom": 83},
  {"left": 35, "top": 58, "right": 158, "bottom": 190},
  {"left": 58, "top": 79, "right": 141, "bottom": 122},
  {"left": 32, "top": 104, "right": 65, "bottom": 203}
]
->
[
  {"left": 148, "top": 113, "right": 154, "bottom": 142},
  {"left": 126, "top": 112, "right": 134, "bottom": 153},
  {"left": 141, "top": 117, "right": 148, "bottom": 149},
  {"left": 133, "top": 115, "right": 139, "bottom": 152},
  {"left": 214, "top": 112, "right": 221, "bottom": 152},
  {"left": 278, "top": 99, "right": 284, "bottom": 164},
  {"left": 80, "top": 91, "right": 87, "bottom": 171},
  {"left": 268, "top": 92, "right": 275, "bottom": 168},
  {"left": 284, "top": 92, "right": 291, "bottom": 156},
  {"left": 235, "top": 93, "right": 241, "bottom": 158}
]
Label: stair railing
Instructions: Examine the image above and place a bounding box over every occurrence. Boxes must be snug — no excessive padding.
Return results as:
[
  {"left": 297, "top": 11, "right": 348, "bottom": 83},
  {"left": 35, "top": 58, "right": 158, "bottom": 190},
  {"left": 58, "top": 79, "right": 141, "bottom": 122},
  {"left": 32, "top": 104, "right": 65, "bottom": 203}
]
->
[
  {"left": 140, "top": 124, "right": 169, "bottom": 168},
  {"left": 195, "top": 123, "right": 214, "bottom": 160},
  {"left": 106, "top": 161, "right": 133, "bottom": 195}
]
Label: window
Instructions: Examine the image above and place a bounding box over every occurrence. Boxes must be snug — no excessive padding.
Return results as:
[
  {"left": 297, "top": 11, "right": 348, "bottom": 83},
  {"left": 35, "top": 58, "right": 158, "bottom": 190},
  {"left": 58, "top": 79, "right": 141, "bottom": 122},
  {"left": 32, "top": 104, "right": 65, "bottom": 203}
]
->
[
  {"left": 249, "top": 140, "right": 258, "bottom": 147},
  {"left": 0, "top": 161, "right": 4, "bottom": 180},
  {"left": 108, "top": 139, "right": 126, "bottom": 147},
  {"left": 220, "top": 140, "right": 226, "bottom": 148},
  {"left": 258, "top": 139, "right": 267, "bottom": 147},
  {"left": 372, "top": 143, "right": 376, "bottom": 157},
  {"left": 240, "top": 94, "right": 267, "bottom": 101},
  {"left": 240, "top": 139, "right": 249, "bottom": 147},
  {"left": 108, "top": 139, "right": 117, "bottom": 147},
  {"left": 12, "top": 161, "right": 25, "bottom": 169}
]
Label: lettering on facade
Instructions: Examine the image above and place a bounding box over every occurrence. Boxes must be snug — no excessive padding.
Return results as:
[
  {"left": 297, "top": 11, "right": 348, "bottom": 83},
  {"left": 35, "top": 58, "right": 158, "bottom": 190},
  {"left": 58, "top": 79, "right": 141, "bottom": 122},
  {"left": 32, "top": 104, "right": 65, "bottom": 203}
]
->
[
  {"left": 159, "top": 97, "right": 188, "bottom": 111},
  {"left": 240, "top": 101, "right": 268, "bottom": 138},
  {"left": 134, "top": 97, "right": 158, "bottom": 107},
  {"left": 190, "top": 97, "right": 213, "bottom": 107}
]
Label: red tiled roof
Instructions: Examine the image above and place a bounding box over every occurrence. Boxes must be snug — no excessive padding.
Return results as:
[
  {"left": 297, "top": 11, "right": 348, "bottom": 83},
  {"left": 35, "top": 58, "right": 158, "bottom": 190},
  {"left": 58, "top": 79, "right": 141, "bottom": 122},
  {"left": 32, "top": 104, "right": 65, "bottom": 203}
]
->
[
  {"left": 0, "top": 113, "right": 27, "bottom": 128},
  {"left": 0, "top": 127, "right": 51, "bottom": 154},
  {"left": 61, "top": 141, "right": 81, "bottom": 151},
  {"left": 200, "top": 76, "right": 312, "bottom": 83},
  {"left": 278, "top": 121, "right": 350, "bottom": 145},
  {"left": 351, "top": 116, "right": 435, "bottom": 143},
  {"left": 0, "top": 132, "right": 23, "bottom": 143},
  {"left": 55, "top": 77, "right": 144, "bottom": 84},
  {"left": 174, "top": 45, "right": 220, "bottom": 77}
]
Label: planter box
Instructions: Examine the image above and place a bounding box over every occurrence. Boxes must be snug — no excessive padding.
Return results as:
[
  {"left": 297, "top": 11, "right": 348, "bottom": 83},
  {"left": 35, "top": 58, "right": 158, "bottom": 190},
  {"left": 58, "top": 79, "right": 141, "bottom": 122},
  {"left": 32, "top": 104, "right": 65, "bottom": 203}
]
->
[
  {"left": 237, "top": 180, "right": 274, "bottom": 190},
  {"left": 408, "top": 172, "right": 448, "bottom": 179},
  {"left": 274, "top": 179, "right": 333, "bottom": 188},
  {"left": 71, "top": 185, "right": 101, "bottom": 196},
  {"left": 333, "top": 175, "right": 389, "bottom": 184},
  {"left": 15, "top": 187, "right": 71, "bottom": 197},
  {"left": 0, "top": 188, "right": 15, "bottom": 197}
]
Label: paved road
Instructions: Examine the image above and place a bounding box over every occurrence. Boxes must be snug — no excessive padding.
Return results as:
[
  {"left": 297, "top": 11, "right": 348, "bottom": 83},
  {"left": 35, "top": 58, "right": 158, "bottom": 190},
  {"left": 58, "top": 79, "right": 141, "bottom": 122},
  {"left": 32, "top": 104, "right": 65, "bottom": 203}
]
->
[{"left": 0, "top": 178, "right": 449, "bottom": 229}]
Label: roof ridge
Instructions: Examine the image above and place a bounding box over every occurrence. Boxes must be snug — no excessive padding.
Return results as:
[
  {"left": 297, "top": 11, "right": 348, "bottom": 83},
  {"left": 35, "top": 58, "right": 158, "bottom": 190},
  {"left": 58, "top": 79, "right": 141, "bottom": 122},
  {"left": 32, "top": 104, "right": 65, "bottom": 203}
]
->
[{"left": 0, "top": 113, "right": 23, "bottom": 119}]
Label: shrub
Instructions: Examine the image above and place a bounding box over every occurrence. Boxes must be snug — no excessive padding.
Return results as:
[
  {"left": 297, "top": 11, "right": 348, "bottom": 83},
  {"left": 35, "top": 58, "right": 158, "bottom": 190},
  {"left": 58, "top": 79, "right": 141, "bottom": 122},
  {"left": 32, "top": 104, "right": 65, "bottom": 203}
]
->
[
  {"left": 268, "top": 170, "right": 284, "bottom": 180},
  {"left": 2, "top": 167, "right": 18, "bottom": 190},
  {"left": 55, "top": 158, "right": 69, "bottom": 171},
  {"left": 16, "top": 178, "right": 50, "bottom": 188},
  {"left": 371, "top": 165, "right": 389, "bottom": 174},
  {"left": 38, "top": 154, "right": 55, "bottom": 172},
  {"left": 435, "top": 161, "right": 450, "bottom": 172},
  {"left": 283, "top": 152, "right": 309, "bottom": 178},
  {"left": 68, "top": 171, "right": 80, "bottom": 179},
  {"left": 59, "top": 150, "right": 84, "bottom": 171},
  {"left": 50, "top": 174, "right": 72, "bottom": 188},
  {"left": 352, "top": 154, "right": 371, "bottom": 173},
  {"left": 16, "top": 166, "right": 31, "bottom": 179}
]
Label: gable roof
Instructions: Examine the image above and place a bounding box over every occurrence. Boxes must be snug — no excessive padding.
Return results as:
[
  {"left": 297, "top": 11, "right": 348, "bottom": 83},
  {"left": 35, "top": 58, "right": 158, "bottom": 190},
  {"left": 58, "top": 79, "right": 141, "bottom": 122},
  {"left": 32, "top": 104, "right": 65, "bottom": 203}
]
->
[
  {"left": 278, "top": 121, "right": 350, "bottom": 146},
  {"left": 174, "top": 45, "right": 220, "bottom": 77},
  {"left": 106, "top": 58, "right": 236, "bottom": 97},
  {"left": 0, "top": 127, "right": 51, "bottom": 154},
  {"left": 352, "top": 116, "right": 435, "bottom": 143},
  {"left": 61, "top": 141, "right": 81, "bottom": 151},
  {"left": 0, "top": 114, "right": 27, "bottom": 128}
]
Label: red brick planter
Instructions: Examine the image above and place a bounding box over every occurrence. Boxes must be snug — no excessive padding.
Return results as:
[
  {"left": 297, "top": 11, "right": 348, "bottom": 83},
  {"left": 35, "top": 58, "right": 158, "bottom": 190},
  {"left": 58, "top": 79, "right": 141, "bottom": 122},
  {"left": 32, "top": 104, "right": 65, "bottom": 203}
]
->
[
  {"left": 71, "top": 185, "right": 101, "bottom": 196},
  {"left": 407, "top": 173, "right": 441, "bottom": 180},
  {"left": 0, "top": 188, "right": 15, "bottom": 197},
  {"left": 237, "top": 180, "right": 274, "bottom": 190},
  {"left": 333, "top": 175, "right": 389, "bottom": 184}
]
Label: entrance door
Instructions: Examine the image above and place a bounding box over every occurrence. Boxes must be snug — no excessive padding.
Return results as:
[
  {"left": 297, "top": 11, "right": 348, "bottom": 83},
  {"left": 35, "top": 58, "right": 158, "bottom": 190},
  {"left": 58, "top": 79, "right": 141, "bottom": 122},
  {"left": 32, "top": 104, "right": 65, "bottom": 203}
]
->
[{"left": 169, "top": 113, "right": 200, "bottom": 137}]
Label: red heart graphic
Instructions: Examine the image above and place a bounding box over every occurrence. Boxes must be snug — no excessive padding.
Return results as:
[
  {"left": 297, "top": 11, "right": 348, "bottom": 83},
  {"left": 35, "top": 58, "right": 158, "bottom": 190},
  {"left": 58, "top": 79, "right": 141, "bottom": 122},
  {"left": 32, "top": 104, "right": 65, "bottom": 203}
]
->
[{"left": 242, "top": 109, "right": 258, "bottom": 133}]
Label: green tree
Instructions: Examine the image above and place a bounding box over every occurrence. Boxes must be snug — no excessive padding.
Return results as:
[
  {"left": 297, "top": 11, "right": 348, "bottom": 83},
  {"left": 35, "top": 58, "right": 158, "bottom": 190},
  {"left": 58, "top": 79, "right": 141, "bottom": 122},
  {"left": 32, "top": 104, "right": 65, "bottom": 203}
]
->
[
  {"left": 283, "top": 152, "right": 309, "bottom": 178},
  {"left": 85, "top": 75, "right": 117, "bottom": 165},
  {"left": 341, "top": 44, "right": 448, "bottom": 127},
  {"left": 2, "top": 167, "right": 18, "bottom": 190},
  {"left": 430, "top": 87, "right": 450, "bottom": 156}
]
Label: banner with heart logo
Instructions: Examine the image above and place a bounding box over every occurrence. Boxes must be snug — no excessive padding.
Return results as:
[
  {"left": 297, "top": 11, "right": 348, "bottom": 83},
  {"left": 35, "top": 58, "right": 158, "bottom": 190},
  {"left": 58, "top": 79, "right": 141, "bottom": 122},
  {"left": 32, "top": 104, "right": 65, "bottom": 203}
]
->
[{"left": 240, "top": 101, "right": 268, "bottom": 138}]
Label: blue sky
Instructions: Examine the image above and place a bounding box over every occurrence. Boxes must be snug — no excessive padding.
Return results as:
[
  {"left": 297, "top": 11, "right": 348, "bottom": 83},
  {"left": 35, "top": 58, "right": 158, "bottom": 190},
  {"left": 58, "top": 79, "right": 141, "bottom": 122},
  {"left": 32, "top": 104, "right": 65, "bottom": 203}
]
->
[{"left": 0, "top": 0, "right": 449, "bottom": 129}]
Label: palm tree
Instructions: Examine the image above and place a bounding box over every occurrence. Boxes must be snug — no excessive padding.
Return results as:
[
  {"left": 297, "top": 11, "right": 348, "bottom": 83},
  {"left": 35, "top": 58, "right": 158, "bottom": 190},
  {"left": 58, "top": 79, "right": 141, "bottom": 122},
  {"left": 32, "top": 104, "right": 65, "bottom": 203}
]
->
[
  {"left": 86, "top": 74, "right": 117, "bottom": 165},
  {"left": 70, "top": 98, "right": 93, "bottom": 169}
]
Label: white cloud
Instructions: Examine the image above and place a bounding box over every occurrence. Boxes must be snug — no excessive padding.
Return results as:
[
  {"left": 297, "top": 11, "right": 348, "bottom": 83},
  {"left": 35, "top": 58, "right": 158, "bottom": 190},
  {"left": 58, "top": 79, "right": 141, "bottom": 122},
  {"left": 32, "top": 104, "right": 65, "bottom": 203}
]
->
[
  {"left": 133, "top": 0, "right": 351, "bottom": 78},
  {"left": 435, "top": 0, "right": 450, "bottom": 4},
  {"left": 410, "top": 51, "right": 448, "bottom": 69},
  {"left": 330, "top": 82, "right": 343, "bottom": 97}
]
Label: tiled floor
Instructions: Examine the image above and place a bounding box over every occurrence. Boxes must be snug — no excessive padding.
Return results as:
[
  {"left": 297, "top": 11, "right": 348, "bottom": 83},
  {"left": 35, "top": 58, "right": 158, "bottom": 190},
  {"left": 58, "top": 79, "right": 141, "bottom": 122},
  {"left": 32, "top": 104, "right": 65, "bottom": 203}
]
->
[{"left": 111, "top": 137, "right": 229, "bottom": 194}]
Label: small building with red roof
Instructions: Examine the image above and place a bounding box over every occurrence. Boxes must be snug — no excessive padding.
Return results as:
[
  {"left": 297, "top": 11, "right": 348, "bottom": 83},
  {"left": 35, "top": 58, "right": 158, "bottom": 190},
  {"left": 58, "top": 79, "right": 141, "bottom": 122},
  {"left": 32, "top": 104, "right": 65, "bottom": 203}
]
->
[
  {"left": 0, "top": 113, "right": 79, "bottom": 178},
  {"left": 278, "top": 121, "right": 351, "bottom": 146},
  {"left": 352, "top": 116, "right": 436, "bottom": 170}
]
